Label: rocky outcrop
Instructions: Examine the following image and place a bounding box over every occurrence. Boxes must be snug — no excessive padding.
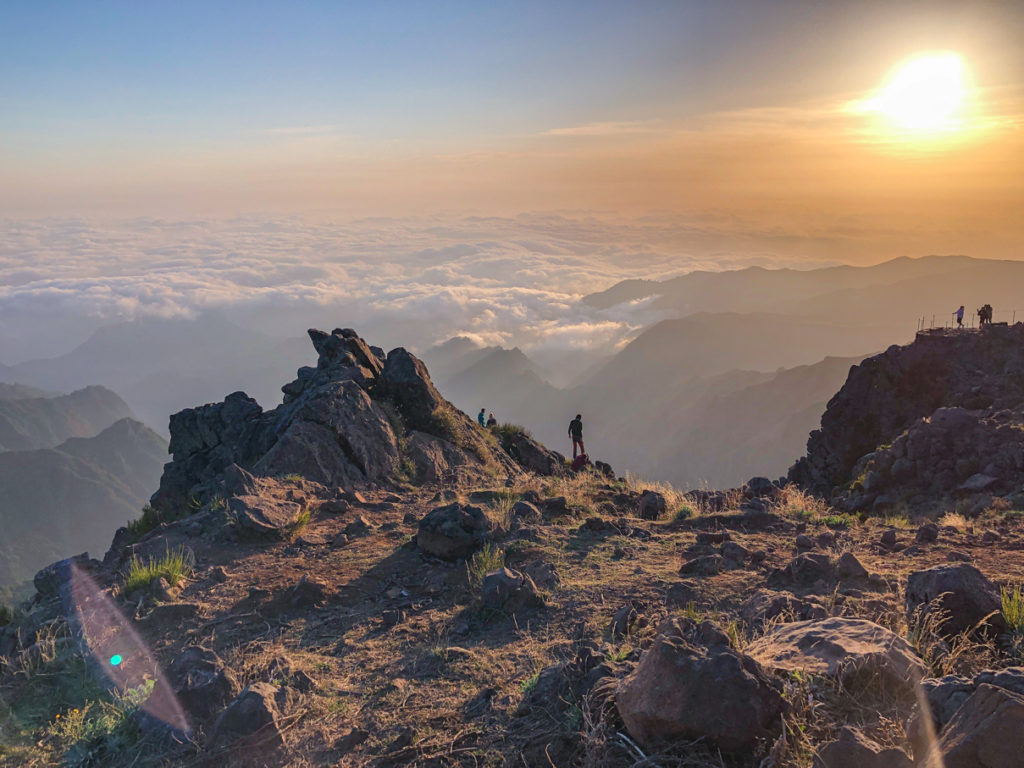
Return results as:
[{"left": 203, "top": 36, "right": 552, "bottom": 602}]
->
[
  {"left": 789, "top": 324, "right": 1024, "bottom": 510},
  {"left": 813, "top": 726, "right": 912, "bottom": 768},
  {"left": 616, "top": 618, "right": 784, "bottom": 752},
  {"left": 151, "top": 329, "right": 514, "bottom": 512},
  {"left": 495, "top": 429, "right": 565, "bottom": 476}
]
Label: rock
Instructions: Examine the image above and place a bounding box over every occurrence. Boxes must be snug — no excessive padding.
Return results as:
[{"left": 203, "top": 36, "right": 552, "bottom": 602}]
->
[
  {"left": 417, "top": 503, "right": 494, "bottom": 560},
  {"left": 767, "top": 553, "right": 835, "bottom": 588},
  {"left": 813, "top": 726, "right": 912, "bottom": 768},
  {"left": 616, "top": 618, "right": 785, "bottom": 752},
  {"left": 746, "top": 476, "right": 775, "bottom": 497},
  {"left": 481, "top": 568, "right": 544, "bottom": 614},
  {"left": 610, "top": 601, "right": 644, "bottom": 640},
  {"left": 168, "top": 646, "right": 238, "bottom": 723},
  {"left": 679, "top": 554, "right": 728, "bottom": 576},
  {"left": 836, "top": 552, "right": 869, "bottom": 581},
  {"left": 210, "top": 566, "right": 230, "bottom": 583},
  {"left": 981, "top": 529, "right": 1001, "bottom": 544},
  {"left": 816, "top": 532, "right": 836, "bottom": 549},
  {"left": 319, "top": 499, "right": 350, "bottom": 514},
  {"left": 516, "top": 663, "right": 569, "bottom": 716},
  {"left": 540, "top": 496, "right": 571, "bottom": 516},
  {"left": 740, "top": 590, "right": 827, "bottom": 627},
  {"left": 289, "top": 575, "right": 331, "bottom": 607},
  {"left": 209, "top": 682, "right": 285, "bottom": 750},
  {"left": 230, "top": 494, "right": 305, "bottom": 538},
  {"left": 916, "top": 522, "right": 940, "bottom": 543},
  {"left": 721, "top": 541, "right": 750, "bottom": 563},
  {"left": 151, "top": 576, "right": 178, "bottom": 602},
  {"left": 930, "top": 684, "right": 1024, "bottom": 768},
  {"left": 795, "top": 534, "right": 815, "bottom": 551},
  {"left": 344, "top": 515, "right": 375, "bottom": 537},
  {"left": 34, "top": 553, "right": 100, "bottom": 599},
  {"left": 747, "top": 617, "right": 926, "bottom": 696},
  {"left": 331, "top": 533, "right": 349, "bottom": 548},
  {"left": 880, "top": 529, "right": 898, "bottom": 548},
  {"left": 511, "top": 500, "right": 541, "bottom": 522},
  {"left": 637, "top": 490, "right": 667, "bottom": 520},
  {"left": 497, "top": 430, "right": 565, "bottom": 476},
  {"left": 905, "top": 563, "right": 1003, "bottom": 637},
  {"left": 665, "top": 580, "right": 703, "bottom": 609},
  {"left": 520, "top": 559, "right": 559, "bottom": 590}
]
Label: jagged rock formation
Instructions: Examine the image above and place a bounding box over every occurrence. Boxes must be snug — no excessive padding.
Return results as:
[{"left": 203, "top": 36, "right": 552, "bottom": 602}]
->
[
  {"left": 790, "top": 324, "right": 1024, "bottom": 513},
  {"left": 151, "top": 329, "right": 516, "bottom": 512}
]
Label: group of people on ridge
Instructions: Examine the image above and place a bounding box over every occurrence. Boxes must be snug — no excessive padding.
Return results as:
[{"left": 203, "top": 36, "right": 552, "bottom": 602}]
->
[
  {"left": 954, "top": 304, "right": 994, "bottom": 328},
  {"left": 478, "top": 408, "right": 588, "bottom": 462}
]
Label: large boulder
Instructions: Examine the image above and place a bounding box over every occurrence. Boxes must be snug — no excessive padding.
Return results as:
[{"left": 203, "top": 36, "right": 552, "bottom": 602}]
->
[
  {"left": 905, "top": 563, "right": 1003, "bottom": 637},
  {"left": 766, "top": 553, "right": 835, "bottom": 589},
  {"left": 637, "top": 490, "right": 667, "bottom": 520},
  {"left": 497, "top": 430, "right": 565, "bottom": 476},
  {"left": 209, "top": 682, "right": 285, "bottom": 751},
  {"left": 230, "top": 494, "right": 305, "bottom": 538},
  {"left": 740, "top": 590, "right": 827, "bottom": 627},
  {"left": 746, "top": 617, "right": 926, "bottom": 696},
  {"left": 417, "top": 503, "right": 494, "bottom": 560},
  {"left": 481, "top": 568, "right": 544, "bottom": 614},
  {"left": 168, "top": 646, "right": 238, "bottom": 723},
  {"left": 813, "top": 726, "right": 912, "bottom": 768},
  {"left": 616, "top": 618, "right": 784, "bottom": 752},
  {"left": 928, "top": 684, "right": 1024, "bottom": 768}
]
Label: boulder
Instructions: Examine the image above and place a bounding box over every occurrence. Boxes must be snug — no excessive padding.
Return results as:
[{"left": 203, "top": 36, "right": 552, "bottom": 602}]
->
[
  {"left": 417, "top": 503, "right": 494, "bottom": 560},
  {"left": 836, "top": 552, "right": 869, "bottom": 581},
  {"left": 34, "top": 553, "right": 101, "bottom": 599},
  {"left": 930, "top": 684, "right": 1024, "bottom": 768},
  {"left": 767, "top": 553, "right": 835, "bottom": 588},
  {"left": 905, "top": 563, "right": 1002, "bottom": 637},
  {"left": 209, "top": 682, "right": 285, "bottom": 750},
  {"left": 510, "top": 500, "right": 541, "bottom": 522},
  {"left": 740, "top": 590, "right": 827, "bottom": 627},
  {"left": 916, "top": 522, "right": 940, "bottom": 543},
  {"left": 289, "top": 575, "right": 331, "bottom": 607},
  {"left": 637, "top": 490, "right": 667, "bottom": 520},
  {"left": 481, "top": 568, "right": 544, "bottom": 614},
  {"left": 746, "top": 617, "right": 926, "bottom": 697},
  {"left": 168, "top": 646, "right": 238, "bottom": 723},
  {"left": 230, "top": 494, "right": 305, "bottom": 538},
  {"left": 616, "top": 618, "right": 784, "bottom": 752},
  {"left": 497, "top": 430, "right": 565, "bottom": 476},
  {"left": 795, "top": 534, "right": 815, "bottom": 551},
  {"left": 679, "top": 554, "right": 728, "bottom": 576},
  {"left": 813, "top": 726, "right": 912, "bottom": 768}
]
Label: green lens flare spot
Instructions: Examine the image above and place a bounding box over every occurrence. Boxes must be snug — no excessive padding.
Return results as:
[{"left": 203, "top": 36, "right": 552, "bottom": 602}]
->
[{"left": 110, "top": 654, "right": 123, "bottom": 666}]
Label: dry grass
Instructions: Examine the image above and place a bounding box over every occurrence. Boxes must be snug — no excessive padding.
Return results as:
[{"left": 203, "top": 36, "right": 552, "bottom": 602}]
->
[
  {"left": 623, "top": 472, "right": 690, "bottom": 515},
  {"left": 939, "top": 511, "right": 972, "bottom": 532}
]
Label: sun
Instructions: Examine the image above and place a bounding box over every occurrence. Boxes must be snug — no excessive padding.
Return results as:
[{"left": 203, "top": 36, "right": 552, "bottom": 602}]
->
[{"left": 863, "top": 53, "right": 969, "bottom": 135}]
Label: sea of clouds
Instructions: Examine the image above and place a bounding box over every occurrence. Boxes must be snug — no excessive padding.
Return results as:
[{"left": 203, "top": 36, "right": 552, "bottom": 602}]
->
[{"left": 0, "top": 212, "right": 813, "bottom": 367}]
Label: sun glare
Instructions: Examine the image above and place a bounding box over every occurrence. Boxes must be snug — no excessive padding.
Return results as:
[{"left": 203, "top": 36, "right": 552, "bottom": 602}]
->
[{"left": 863, "top": 53, "right": 968, "bottom": 135}]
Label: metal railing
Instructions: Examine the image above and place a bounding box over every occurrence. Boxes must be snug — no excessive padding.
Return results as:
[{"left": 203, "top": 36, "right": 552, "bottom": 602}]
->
[{"left": 917, "top": 308, "right": 1018, "bottom": 332}]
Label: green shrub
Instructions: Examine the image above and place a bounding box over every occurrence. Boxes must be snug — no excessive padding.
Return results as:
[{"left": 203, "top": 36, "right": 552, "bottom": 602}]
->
[
  {"left": 123, "top": 545, "right": 194, "bottom": 595},
  {"left": 468, "top": 543, "right": 505, "bottom": 588},
  {"left": 125, "top": 504, "right": 184, "bottom": 539},
  {"left": 519, "top": 671, "right": 540, "bottom": 694},
  {"left": 492, "top": 423, "right": 532, "bottom": 442},
  {"left": 47, "top": 679, "right": 154, "bottom": 766},
  {"left": 673, "top": 505, "right": 694, "bottom": 521}
]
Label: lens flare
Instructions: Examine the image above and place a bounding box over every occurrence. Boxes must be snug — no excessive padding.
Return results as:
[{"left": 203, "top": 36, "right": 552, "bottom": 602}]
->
[{"left": 68, "top": 562, "right": 190, "bottom": 735}]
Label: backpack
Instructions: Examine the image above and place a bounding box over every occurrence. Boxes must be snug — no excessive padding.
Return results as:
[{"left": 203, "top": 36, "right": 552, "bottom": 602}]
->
[{"left": 571, "top": 453, "right": 589, "bottom": 472}]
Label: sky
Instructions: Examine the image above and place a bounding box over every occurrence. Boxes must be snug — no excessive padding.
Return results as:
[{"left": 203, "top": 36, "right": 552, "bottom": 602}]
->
[{"left": 2, "top": 1, "right": 1024, "bottom": 363}]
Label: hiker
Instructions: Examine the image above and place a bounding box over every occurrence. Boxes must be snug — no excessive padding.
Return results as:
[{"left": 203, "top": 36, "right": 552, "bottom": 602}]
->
[
  {"left": 978, "top": 304, "right": 993, "bottom": 327},
  {"left": 478, "top": 408, "right": 486, "bottom": 427},
  {"left": 568, "top": 414, "right": 585, "bottom": 459},
  {"left": 955, "top": 305, "right": 965, "bottom": 328},
  {"left": 486, "top": 412, "right": 497, "bottom": 428}
]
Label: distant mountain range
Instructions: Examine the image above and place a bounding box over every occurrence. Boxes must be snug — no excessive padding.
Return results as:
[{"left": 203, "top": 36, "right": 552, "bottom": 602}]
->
[
  {"left": 426, "top": 255, "right": 1024, "bottom": 488},
  {"left": 0, "top": 385, "right": 135, "bottom": 451},
  {"left": 0, "top": 384, "right": 167, "bottom": 603}
]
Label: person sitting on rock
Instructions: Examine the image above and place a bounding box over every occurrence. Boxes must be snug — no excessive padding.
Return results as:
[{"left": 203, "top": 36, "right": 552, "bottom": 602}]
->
[
  {"left": 955, "top": 305, "right": 965, "bottom": 328},
  {"left": 478, "top": 408, "right": 486, "bottom": 427},
  {"left": 568, "top": 413, "right": 585, "bottom": 458},
  {"left": 486, "top": 412, "right": 497, "bottom": 427}
]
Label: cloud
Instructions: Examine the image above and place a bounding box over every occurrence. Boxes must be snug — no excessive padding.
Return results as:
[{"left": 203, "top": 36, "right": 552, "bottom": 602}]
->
[{"left": 542, "top": 121, "right": 661, "bottom": 137}]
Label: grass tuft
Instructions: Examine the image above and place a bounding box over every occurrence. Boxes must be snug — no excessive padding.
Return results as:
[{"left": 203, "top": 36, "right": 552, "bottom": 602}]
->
[
  {"left": 123, "top": 545, "right": 194, "bottom": 595},
  {"left": 468, "top": 543, "right": 505, "bottom": 589}
]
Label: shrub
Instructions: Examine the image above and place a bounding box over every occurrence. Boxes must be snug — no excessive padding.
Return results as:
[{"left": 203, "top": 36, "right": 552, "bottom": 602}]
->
[
  {"left": 1001, "top": 585, "right": 1024, "bottom": 661},
  {"left": 468, "top": 543, "right": 505, "bottom": 589},
  {"left": 125, "top": 504, "right": 184, "bottom": 539},
  {"left": 123, "top": 545, "right": 194, "bottom": 595},
  {"left": 492, "top": 423, "right": 532, "bottom": 443}
]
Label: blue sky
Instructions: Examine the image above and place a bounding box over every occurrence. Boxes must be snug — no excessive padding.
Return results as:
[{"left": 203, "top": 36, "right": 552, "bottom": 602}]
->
[{"left": 1, "top": 1, "right": 1022, "bottom": 222}]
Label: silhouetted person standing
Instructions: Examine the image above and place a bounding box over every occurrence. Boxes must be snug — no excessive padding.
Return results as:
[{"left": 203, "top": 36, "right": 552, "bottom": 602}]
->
[
  {"left": 955, "top": 305, "right": 965, "bottom": 328},
  {"left": 568, "top": 414, "right": 585, "bottom": 458},
  {"left": 478, "top": 408, "right": 486, "bottom": 427}
]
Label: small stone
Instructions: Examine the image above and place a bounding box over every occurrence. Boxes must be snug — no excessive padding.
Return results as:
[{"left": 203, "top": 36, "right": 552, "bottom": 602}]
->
[
  {"left": 880, "top": 529, "right": 897, "bottom": 548},
  {"left": 210, "top": 566, "right": 230, "bottom": 583},
  {"left": 344, "top": 515, "right": 374, "bottom": 537},
  {"left": 320, "top": 499, "right": 350, "bottom": 514},
  {"left": 331, "top": 533, "right": 350, "bottom": 547},
  {"left": 916, "top": 523, "right": 939, "bottom": 544},
  {"left": 837, "top": 552, "right": 869, "bottom": 581},
  {"left": 795, "top": 534, "right": 815, "bottom": 551},
  {"left": 981, "top": 529, "right": 1001, "bottom": 544}
]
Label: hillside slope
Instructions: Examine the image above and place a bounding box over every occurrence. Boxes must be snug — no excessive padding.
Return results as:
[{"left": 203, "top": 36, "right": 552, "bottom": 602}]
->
[
  {"left": 0, "top": 418, "right": 166, "bottom": 600},
  {"left": 0, "top": 385, "right": 134, "bottom": 451}
]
